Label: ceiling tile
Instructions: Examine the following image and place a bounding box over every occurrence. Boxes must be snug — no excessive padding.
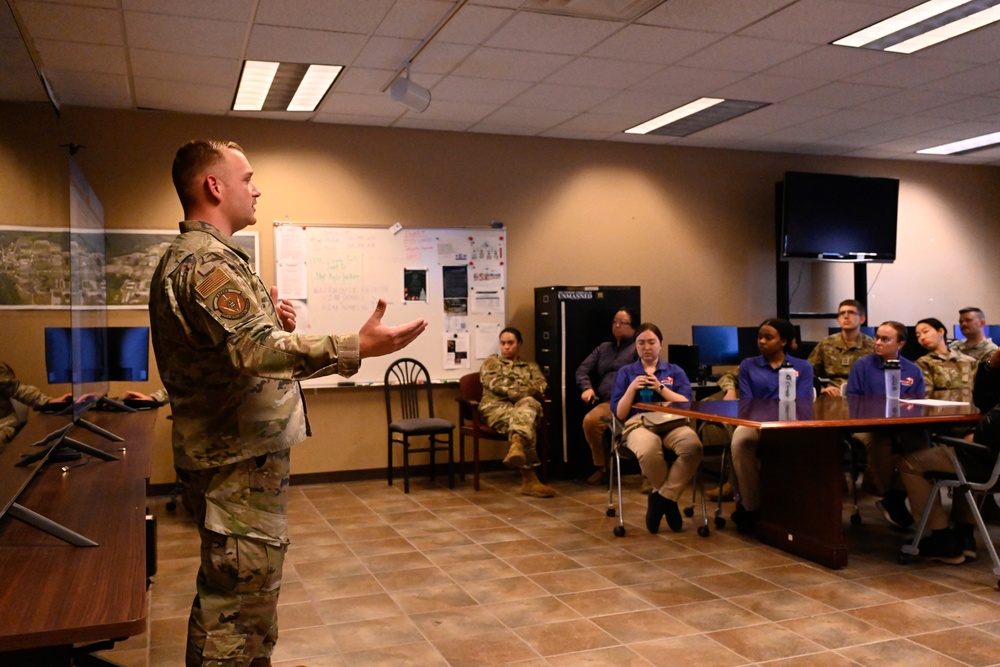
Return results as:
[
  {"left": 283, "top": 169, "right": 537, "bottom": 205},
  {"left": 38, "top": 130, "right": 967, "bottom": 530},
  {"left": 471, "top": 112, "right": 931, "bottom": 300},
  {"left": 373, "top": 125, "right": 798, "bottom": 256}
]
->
[
  {"left": 638, "top": 0, "right": 798, "bottom": 33},
  {"left": 408, "top": 41, "right": 475, "bottom": 75},
  {"left": 785, "top": 81, "right": 898, "bottom": 109},
  {"left": 34, "top": 40, "right": 127, "bottom": 75},
  {"left": 853, "top": 88, "right": 966, "bottom": 114},
  {"left": 254, "top": 0, "right": 393, "bottom": 33},
  {"left": 452, "top": 47, "right": 573, "bottom": 82},
  {"left": 133, "top": 76, "right": 233, "bottom": 113},
  {"left": 485, "top": 11, "right": 622, "bottom": 54},
  {"left": 918, "top": 95, "right": 1000, "bottom": 121},
  {"left": 740, "top": 0, "right": 902, "bottom": 45},
  {"left": 318, "top": 91, "right": 405, "bottom": 118},
  {"left": 478, "top": 103, "right": 576, "bottom": 129},
  {"left": 129, "top": 48, "right": 241, "bottom": 88},
  {"left": 123, "top": 0, "right": 255, "bottom": 22},
  {"left": 45, "top": 68, "right": 130, "bottom": 100},
  {"left": 844, "top": 56, "right": 975, "bottom": 88},
  {"left": 544, "top": 57, "right": 662, "bottom": 89},
  {"left": 677, "top": 35, "right": 815, "bottom": 73},
  {"left": 352, "top": 35, "right": 421, "bottom": 70},
  {"left": 435, "top": 5, "right": 515, "bottom": 45},
  {"left": 246, "top": 25, "right": 367, "bottom": 65},
  {"left": 628, "top": 65, "right": 748, "bottom": 97},
  {"left": 16, "top": 1, "right": 122, "bottom": 44},
  {"left": 432, "top": 75, "right": 532, "bottom": 104},
  {"left": 925, "top": 64, "right": 1000, "bottom": 95},
  {"left": 376, "top": 0, "right": 458, "bottom": 39},
  {"left": 510, "top": 82, "right": 618, "bottom": 112},
  {"left": 765, "top": 44, "right": 897, "bottom": 80},
  {"left": 0, "top": 37, "right": 47, "bottom": 101},
  {"left": 713, "top": 73, "right": 824, "bottom": 103},
  {"left": 125, "top": 11, "right": 245, "bottom": 59},
  {"left": 331, "top": 66, "right": 395, "bottom": 95},
  {"left": 586, "top": 24, "right": 723, "bottom": 64}
]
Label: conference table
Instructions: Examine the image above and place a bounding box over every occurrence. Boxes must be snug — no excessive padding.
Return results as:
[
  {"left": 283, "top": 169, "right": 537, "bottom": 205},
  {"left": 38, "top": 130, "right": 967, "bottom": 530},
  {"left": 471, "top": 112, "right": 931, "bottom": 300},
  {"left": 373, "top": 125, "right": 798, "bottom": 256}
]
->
[
  {"left": 637, "top": 394, "right": 981, "bottom": 569},
  {"left": 0, "top": 408, "right": 158, "bottom": 663}
]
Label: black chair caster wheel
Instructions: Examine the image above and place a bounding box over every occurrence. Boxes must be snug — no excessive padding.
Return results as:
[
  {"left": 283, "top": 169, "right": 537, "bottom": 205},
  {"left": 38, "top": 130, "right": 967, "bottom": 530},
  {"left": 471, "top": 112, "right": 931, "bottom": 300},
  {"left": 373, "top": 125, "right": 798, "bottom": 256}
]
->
[
  {"left": 606, "top": 508, "right": 616, "bottom": 517},
  {"left": 683, "top": 507, "right": 694, "bottom": 518},
  {"left": 850, "top": 513, "right": 862, "bottom": 526},
  {"left": 714, "top": 517, "right": 726, "bottom": 529},
  {"left": 613, "top": 525, "right": 626, "bottom": 537},
  {"left": 898, "top": 552, "right": 912, "bottom": 565},
  {"left": 697, "top": 525, "right": 710, "bottom": 537}
]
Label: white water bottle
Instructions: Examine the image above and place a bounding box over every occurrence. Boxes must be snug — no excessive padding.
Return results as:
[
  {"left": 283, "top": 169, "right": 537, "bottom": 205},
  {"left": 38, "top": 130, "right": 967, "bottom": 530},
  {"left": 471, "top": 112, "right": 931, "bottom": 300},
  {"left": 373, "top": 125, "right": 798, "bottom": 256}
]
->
[
  {"left": 884, "top": 358, "right": 901, "bottom": 400},
  {"left": 778, "top": 360, "right": 796, "bottom": 401}
]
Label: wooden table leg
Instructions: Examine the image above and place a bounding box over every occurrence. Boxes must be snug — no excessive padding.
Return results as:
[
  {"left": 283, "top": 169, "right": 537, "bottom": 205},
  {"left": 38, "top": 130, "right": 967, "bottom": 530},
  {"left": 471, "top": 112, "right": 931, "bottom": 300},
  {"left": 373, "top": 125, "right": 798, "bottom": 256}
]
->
[{"left": 755, "top": 427, "right": 848, "bottom": 569}]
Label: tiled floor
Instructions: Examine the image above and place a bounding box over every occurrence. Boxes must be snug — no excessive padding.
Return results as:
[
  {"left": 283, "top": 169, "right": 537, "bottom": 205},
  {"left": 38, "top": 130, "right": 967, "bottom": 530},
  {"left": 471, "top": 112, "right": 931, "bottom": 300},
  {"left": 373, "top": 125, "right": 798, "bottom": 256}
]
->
[{"left": 101, "top": 472, "right": 1000, "bottom": 666}]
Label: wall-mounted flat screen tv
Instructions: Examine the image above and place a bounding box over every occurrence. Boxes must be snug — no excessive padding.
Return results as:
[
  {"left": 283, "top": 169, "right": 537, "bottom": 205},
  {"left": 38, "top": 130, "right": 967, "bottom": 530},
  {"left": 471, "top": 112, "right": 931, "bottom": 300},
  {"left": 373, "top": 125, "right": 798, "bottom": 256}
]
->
[{"left": 779, "top": 171, "right": 898, "bottom": 262}]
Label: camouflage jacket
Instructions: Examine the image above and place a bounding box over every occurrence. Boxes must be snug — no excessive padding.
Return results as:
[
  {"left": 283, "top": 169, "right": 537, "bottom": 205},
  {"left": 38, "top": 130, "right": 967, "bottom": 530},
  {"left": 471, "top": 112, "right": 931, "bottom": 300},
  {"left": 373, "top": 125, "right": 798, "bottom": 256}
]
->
[
  {"left": 479, "top": 354, "right": 547, "bottom": 410},
  {"left": 149, "top": 221, "right": 359, "bottom": 470},
  {"left": 807, "top": 332, "right": 875, "bottom": 389},
  {"left": 949, "top": 337, "right": 998, "bottom": 364},
  {"left": 917, "top": 348, "right": 977, "bottom": 391},
  {"left": 1, "top": 361, "right": 52, "bottom": 444}
]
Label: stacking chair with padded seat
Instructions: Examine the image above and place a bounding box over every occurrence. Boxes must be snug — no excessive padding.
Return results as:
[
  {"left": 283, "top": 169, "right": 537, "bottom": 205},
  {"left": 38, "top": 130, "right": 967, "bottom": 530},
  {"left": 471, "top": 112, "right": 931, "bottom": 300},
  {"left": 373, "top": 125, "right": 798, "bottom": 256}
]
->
[
  {"left": 456, "top": 372, "right": 549, "bottom": 491},
  {"left": 385, "top": 358, "right": 455, "bottom": 494},
  {"left": 604, "top": 414, "right": 716, "bottom": 538},
  {"left": 899, "top": 434, "right": 1000, "bottom": 587}
]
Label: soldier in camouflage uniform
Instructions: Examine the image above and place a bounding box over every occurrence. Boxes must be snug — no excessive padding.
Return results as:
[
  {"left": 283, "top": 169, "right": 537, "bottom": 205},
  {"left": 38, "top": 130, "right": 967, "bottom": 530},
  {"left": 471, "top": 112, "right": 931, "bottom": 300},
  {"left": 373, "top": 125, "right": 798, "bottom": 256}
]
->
[
  {"left": 915, "top": 318, "right": 976, "bottom": 391},
  {"left": 0, "top": 361, "right": 71, "bottom": 448},
  {"left": 949, "top": 307, "right": 998, "bottom": 364},
  {"left": 479, "top": 327, "right": 556, "bottom": 497},
  {"left": 150, "top": 140, "right": 426, "bottom": 667},
  {"left": 808, "top": 299, "right": 875, "bottom": 397}
]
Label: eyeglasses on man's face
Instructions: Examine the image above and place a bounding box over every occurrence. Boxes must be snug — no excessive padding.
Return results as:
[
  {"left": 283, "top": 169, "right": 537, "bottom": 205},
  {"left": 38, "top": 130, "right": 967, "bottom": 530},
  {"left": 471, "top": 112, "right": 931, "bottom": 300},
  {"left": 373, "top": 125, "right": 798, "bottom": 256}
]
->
[{"left": 613, "top": 320, "right": 633, "bottom": 327}]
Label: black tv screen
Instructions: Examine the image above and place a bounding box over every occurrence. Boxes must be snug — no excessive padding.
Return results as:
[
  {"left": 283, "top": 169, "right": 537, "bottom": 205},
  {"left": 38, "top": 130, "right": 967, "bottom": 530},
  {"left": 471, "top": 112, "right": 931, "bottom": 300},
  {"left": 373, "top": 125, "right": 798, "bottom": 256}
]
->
[
  {"left": 780, "top": 171, "right": 898, "bottom": 262},
  {"left": 45, "top": 326, "right": 149, "bottom": 384}
]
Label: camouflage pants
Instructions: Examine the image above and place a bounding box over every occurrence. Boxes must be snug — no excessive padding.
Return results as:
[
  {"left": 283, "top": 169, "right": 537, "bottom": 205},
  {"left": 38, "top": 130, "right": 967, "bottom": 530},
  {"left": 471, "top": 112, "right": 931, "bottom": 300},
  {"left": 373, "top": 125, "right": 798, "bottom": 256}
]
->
[
  {"left": 177, "top": 449, "right": 291, "bottom": 667},
  {"left": 479, "top": 397, "right": 542, "bottom": 466}
]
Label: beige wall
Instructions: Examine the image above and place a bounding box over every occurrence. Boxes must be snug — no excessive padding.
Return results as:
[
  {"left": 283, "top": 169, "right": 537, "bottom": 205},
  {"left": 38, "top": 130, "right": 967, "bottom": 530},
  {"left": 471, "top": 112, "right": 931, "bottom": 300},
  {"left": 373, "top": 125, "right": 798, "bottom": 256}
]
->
[{"left": 3, "top": 101, "right": 999, "bottom": 484}]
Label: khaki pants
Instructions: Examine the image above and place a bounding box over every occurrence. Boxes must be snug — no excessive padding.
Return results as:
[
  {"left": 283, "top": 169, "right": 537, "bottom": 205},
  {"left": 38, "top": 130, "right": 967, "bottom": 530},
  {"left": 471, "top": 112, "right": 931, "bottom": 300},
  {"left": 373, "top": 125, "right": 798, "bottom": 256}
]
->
[
  {"left": 582, "top": 401, "right": 612, "bottom": 467},
  {"left": 897, "top": 445, "right": 976, "bottom": 531},
  {"left": 623, "top": 414, "right": 703, "bottom": 502}
]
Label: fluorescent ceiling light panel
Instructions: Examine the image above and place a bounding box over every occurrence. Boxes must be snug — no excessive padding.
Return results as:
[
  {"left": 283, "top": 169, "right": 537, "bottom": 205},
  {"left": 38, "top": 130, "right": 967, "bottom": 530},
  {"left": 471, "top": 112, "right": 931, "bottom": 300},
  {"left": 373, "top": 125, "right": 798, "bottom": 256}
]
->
[
  {"left": 887, "top": 4, "right": 1000, "bottom": 52},
  {"left": 916, "top": 130, "right": 1000, "bottom": 154},
  {"left": 233, "top": 60, "right": 279, "bottom": 111},
  {"left": 233, "top": 61, "right": 342, "bottom": 112},
  {"left": 626, "top": 98, "right": 724, "bottom": 135},
  {"left": 286, "top": 64, "right": 342, "bottom": 111},
  {"left": 625, "top": 98, "right": 769, "bottom": 137},
  {"left": 833, "top": 0, "right": 1000, "bottom": 53}
]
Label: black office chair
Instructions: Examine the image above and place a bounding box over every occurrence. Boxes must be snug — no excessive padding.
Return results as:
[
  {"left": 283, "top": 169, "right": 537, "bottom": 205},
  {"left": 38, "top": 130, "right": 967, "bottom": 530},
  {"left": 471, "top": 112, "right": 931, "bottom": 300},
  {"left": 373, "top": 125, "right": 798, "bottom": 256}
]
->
[
  {"left": 899, "top": 434, "right": 1000, "bottom": 587},
  {"left": 384, "top": 358, "right": 455, "bottom": 494}
]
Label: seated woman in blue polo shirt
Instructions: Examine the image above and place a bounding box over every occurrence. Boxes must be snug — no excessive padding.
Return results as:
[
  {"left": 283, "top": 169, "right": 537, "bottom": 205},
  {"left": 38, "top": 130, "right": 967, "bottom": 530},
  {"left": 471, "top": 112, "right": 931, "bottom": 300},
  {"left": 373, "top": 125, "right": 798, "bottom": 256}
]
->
[
  {"left": 730, "top": 318, "right": 814, "bottom": 534},
  {"left": 846, "top": 320, "right": 927, "bottom": 530},
  {"left": 611, "top": 322, "right": 703, "bottom": 534}
]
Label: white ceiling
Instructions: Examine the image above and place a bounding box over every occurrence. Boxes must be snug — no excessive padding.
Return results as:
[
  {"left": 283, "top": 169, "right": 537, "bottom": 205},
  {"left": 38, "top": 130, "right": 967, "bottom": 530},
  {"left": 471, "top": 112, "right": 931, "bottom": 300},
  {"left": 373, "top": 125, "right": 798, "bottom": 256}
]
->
[{"left": 4, "top": 0, "right": 1000, "bottom": 165}]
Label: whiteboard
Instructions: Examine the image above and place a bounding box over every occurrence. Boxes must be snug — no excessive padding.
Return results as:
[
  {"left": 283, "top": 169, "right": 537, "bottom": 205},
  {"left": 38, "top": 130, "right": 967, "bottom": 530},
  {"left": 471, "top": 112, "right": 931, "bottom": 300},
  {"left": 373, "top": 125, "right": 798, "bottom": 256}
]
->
[{"left": 274, "top": 224, "right": 507, "bottom": 386}]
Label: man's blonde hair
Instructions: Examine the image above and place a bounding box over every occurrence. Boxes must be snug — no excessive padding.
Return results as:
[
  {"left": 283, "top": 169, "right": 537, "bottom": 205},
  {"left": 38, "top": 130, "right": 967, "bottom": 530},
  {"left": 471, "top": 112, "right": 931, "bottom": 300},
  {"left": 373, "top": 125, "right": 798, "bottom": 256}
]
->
[{"left": 171, "top": 140, "right": 244, "bottom": 211}]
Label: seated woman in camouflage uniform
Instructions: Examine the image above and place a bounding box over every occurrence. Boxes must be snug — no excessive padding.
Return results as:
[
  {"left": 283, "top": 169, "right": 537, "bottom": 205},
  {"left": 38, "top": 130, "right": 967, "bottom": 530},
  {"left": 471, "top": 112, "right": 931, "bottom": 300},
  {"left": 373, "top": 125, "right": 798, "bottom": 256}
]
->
[
  {"left": 914, "top": 317, "right": 977, "bottom": 393},
  {"left": 479, "top": 327, "right": 556, "bottom": 497}
]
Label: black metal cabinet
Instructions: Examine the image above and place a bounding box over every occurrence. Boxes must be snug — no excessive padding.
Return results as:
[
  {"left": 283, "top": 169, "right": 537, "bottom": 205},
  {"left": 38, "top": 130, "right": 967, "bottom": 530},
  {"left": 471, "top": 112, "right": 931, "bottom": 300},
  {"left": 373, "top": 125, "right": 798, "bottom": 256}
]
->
[{"left": 535, "top": 286, "right": 641, "bottom": 479}]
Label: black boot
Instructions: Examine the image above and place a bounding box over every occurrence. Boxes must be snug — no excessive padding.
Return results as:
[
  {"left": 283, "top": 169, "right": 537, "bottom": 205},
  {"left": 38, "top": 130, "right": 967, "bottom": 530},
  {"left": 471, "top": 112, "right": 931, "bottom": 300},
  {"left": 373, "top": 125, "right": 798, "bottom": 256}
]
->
[{"left": 663, "top": 496, "right": 683, "bottom": 532}]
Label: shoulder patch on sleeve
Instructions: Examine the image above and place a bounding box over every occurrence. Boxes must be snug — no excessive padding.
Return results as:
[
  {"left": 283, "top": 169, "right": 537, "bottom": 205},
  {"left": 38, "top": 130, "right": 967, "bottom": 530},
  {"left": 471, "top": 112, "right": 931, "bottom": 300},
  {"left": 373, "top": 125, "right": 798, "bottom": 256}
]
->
[
  {"left": 212, "top": 288, "right": 251, "bottom": 320},
  {"left": 195, "top": 267, "right": 232, "bottom": 299}
]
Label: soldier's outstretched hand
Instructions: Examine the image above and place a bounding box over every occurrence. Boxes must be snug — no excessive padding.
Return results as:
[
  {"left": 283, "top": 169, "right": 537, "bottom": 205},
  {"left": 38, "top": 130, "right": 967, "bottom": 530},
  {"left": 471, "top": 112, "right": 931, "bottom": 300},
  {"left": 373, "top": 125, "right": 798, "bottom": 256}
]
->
[{"left": 359, "top": 299, "right": 428, "bottom": 358}]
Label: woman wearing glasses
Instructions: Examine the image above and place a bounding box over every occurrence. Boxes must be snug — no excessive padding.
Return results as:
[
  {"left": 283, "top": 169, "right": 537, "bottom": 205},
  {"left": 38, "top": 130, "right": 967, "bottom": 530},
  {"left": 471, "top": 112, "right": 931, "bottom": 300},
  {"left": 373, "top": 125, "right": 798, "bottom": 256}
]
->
[{"left": 611, "top": 323, "right": 703, "bottom": 534}]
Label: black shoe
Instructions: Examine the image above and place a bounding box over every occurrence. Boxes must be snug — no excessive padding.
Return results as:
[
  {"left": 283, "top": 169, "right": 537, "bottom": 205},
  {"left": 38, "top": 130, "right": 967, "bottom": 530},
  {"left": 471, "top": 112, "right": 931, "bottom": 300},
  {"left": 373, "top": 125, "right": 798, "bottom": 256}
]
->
[
  {"left": 646, "top": 491, "right": 666, "bottom": 534},
  {"left": 918, "top": 529, "right": 965, "bottom": 565},
  {"left": 731, "top": 504, "right": 759, "bottom": 535},
  {"left": 955, "top": 523, "right": 977, "bottom": 560},
  {"left": 663, "top": 497, "right": 683, "bottom": 532},
  {"left": 876, "top": 491, "right": 913, "bottom": 530}
]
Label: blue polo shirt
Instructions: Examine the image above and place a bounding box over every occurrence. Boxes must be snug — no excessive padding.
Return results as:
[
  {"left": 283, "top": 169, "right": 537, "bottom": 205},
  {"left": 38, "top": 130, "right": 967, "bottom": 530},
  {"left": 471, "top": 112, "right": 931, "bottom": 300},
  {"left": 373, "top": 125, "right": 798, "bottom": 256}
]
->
[
  {"left": 611, "top": 358, "right": 692, "bottom": 418},
  {"left": 737, "top": 355, "right": 814, "bottom": 401},
  {"left": 846, "top": 353, "right": 925, "bottom": 398}
]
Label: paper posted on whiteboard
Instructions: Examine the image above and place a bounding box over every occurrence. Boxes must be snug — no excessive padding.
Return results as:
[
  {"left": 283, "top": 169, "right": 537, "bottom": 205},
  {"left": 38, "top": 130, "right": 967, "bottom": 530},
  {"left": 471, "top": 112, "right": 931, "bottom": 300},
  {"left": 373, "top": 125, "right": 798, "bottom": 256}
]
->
[{"left": 471, "top": 292, "right": 502, "bottom": 315}]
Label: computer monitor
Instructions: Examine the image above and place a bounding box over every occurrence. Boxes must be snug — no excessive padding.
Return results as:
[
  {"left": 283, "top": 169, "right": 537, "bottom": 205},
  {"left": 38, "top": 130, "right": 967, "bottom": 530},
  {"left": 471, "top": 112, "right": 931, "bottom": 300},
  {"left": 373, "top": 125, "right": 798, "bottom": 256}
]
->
[
  {"left": 44, "top": 326, "right": 150, "bottom": 384},
  {"left": 691, "top": 326, "right": 739, "bottom": 368},
  {"left": 827, "top": 326, "right": 876, "bottom": 336},
  {"left": 953, "top": 324, "right": 994, "bottom": 340},
  {"left": 667, "top": 344, "right": 700, "bottom": 383},
  {"left": 737, "top": 326, "right": 759, "bottom": 361}
]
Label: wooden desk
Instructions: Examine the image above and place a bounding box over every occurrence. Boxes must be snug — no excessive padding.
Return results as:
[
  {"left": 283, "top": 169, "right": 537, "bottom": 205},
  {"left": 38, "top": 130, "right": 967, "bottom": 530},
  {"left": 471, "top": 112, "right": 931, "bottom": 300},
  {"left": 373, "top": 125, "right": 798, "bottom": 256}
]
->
[
  {"left": 0, "top": 410, "right": 157, "bottom": 658},
  {"left": 639, "top": 395, "right": 980, "bottom": 568}
]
